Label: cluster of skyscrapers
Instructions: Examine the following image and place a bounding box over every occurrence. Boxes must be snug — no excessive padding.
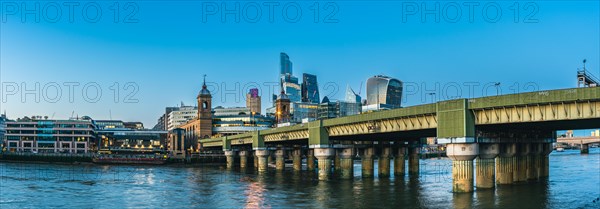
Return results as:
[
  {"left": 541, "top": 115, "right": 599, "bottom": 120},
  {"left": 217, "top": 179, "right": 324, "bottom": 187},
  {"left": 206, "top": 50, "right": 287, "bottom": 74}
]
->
[{"left": 267, "top": 52, "right": 404, "bottom": 126}]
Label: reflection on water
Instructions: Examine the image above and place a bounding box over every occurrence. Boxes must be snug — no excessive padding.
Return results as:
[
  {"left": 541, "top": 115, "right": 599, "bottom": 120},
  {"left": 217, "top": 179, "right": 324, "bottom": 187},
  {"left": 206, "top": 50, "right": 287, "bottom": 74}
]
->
[{"left": 0, "top": 148, "right": 598, "bottom": 208}]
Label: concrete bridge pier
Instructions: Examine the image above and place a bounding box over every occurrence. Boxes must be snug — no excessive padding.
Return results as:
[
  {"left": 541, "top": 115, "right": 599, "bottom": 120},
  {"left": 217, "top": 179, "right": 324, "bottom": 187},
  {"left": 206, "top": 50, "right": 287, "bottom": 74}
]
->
[
  {"left": 253, "top": 152, "right": 258, "bottom": 169},
  {"left": 476, "top": 144, "right": 499, "bottom": 189},
  {"left": 307, "top": 149, "right": 316, "bottom": 171},
  {"left": 447, "top": 143, "right": 479, "bottom": 193},
  {"left": 528, "top": 143, "right": 542, "bottom": 180},
  {"left": 267, "top": 150, "right": 274, "bottom": 166},
  {"left": 334, "top": 149, "right": 342, "bottom": 173},
  {"left": 394, "top": 146, "right": 406, "bottom": 177},
  {"left": 275, "top": 149, "right": 286, "bottom": 171},
  {"left": 581, "top": 144, "right": 589, "bottom": 154},
  {"left": 292, "top": 148, "right": 302, "bottom": 171},
  {"left": 361, "top": 147, "right": 375, "bottom": 178},
  {"left": 408, "top": 147, "right": 420, "bottom": 176},
  {"left": 540, "top": 143, "right": 553, "bottom": 178},
  {"left": 514, "top": 144, "right": 530, "bottom": 183},
  {"left": 446, "top": 143, "right": 479, "bottom": 192},
  {"left": 255, "top": 149, "right": 269, "bottom": 172},
  {"left": 224, "top": 150, "right": 236, "bottom": 169},
  {"left": 239, "top": 150, "right": 249, "bottom": 169},
  {"left": 496, "top": 143, "right": 517, "bottom": 185},
  {"left": 378, "top": 146, "right": 391, "bottom": 178},
  {"left": 338, "top": 148, "right": 355, "bottom": 179},
  {"left": 314, "top": 148, "right": 335, "bottom": 180}
]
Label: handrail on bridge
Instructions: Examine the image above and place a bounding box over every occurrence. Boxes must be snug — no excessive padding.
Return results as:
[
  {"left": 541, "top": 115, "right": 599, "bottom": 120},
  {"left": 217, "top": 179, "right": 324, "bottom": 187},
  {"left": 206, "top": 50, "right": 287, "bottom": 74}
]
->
[{"left": 578, "top": 69, "right": 600, "bottom": 84}]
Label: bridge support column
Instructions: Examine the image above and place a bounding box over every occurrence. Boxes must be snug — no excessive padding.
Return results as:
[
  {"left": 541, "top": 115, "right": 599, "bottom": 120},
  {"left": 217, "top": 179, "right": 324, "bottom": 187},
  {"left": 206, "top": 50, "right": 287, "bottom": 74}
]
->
[
  {"left": 394, "top": 146, "right": 406, "bottom": 177},
  {"left": 292, "top": 148, "right": 302, "bottom": 171},
  {"left": 581, "top": 144, "right": 589, "bottom": 154},
  {"left": 239, "top": 151, "right": 248, "bottom": 169},
  {"left": 361, "top": 147, "right": 375, "bottom": 178},
  {"left": 528, "top": 143, "right": 542, "bottom": 180},
  {"left": 253, "top": 153, "right": 258, "bottom": 169},
  {"left": 514, "top": 144, "right": 530, "bottom": 183},
  {"left": 476, "top": 144, "right": 499, "bottom": 189},
  {"left": 378, "top": 146, "right": 391, "bottom": 178},
  {"left": 275, "top": 149, "right": 286, "bottom": 171},
  {"left": 447, "top": 143, "right": 479, "bottom": 193},
  {"left": 334, "top": 150, "right": 342, "bottom": 172},
  {"left": 224, "top": 150, "right": 235, "bottom": 169},
  {"left": 307, "top": 149, "right": 316, "bottom": 171},
  {"left": 339, "top": 148, "right": 355, "bottom": 179},
  {"left": 540, "top": 143, "right": 552, "bottom": 178},
  {"left": 267, "top": 151, "right": 274, "bottom": 166},
  {"left": 314, "top": 148, "right": 334, "bottom": 180},
  {"left": 496, "top": 143, "right": 516, "bottom": 185},
  {"left": 408, "top": 147, "right": 420, "bottom": 176},
  {"left": 255, "top": 149, "right": 269, "bottom": 173}
]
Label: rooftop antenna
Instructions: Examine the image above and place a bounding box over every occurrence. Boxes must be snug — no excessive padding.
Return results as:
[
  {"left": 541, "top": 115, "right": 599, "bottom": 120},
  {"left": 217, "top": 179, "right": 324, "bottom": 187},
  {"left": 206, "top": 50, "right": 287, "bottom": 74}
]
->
[
  {"left": 109, "top": 109, "right": 113, "bottom": 120},
  {"left": 70, "top": 111, "right": 74, "bottom": 119},
  {"left": 51, "top": 112, "right": 56, "bottom": 119},
  {"left": 583, "top": 59, "right": 587, "bottom": 70}
]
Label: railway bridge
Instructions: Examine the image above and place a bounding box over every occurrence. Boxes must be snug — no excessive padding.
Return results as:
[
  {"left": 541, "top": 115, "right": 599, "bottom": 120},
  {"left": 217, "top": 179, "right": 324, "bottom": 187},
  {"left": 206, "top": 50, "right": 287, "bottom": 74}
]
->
[{"left": 200, "top": 87, "right": 599, "bottom": 192}]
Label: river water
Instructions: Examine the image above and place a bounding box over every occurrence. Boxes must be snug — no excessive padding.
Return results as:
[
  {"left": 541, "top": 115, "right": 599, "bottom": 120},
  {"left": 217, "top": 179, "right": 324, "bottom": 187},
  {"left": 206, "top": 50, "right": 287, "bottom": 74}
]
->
[{"left": 1, "top": 148, "right": 599, "bottom": 208}]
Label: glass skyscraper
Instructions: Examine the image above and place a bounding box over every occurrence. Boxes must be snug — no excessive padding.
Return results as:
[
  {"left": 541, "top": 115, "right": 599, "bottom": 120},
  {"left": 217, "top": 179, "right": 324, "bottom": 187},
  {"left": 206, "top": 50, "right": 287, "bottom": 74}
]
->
[
  {"left": 345, "top": 85, "right": 362, "bottom": 103},
  {"left": 366, "top": 75, "right": 403, "bottom": 108},
  {"left": 279, "top": 53, "right": 301, "bottom": 103},
  {"left": 280, "top": 52, "right": 292, "bottom": 76},
  {"left": 301, "top": 73, "right": 320, "bottom": 103}
]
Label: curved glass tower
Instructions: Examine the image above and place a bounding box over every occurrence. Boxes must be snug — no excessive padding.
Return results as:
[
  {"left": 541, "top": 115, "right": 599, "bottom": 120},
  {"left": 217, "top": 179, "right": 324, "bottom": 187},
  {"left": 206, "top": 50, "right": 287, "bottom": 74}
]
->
[{"left": 366, "top": 75, "right": 403, "bottom": 108}]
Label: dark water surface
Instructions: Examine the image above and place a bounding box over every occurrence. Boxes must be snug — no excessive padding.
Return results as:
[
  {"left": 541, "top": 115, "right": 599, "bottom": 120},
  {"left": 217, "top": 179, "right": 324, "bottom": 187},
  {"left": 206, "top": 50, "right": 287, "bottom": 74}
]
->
[{"left": 1, "top": 148, "right": 599, "bottom": 208}]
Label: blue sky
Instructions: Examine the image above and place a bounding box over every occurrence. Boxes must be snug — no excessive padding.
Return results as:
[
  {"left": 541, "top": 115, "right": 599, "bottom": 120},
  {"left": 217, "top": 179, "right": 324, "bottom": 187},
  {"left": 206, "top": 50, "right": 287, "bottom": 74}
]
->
[{"left": 1, "top": 1, "right": 599, "bottom": 127}]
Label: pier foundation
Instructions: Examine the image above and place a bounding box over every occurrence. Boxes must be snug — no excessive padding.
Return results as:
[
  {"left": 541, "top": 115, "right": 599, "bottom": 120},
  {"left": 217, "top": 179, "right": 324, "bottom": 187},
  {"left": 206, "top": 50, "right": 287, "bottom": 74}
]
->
[
  {"left": 253, "top": 153, "right": 258, "bottom": 169},
  {"left": 314, "top": 148, "right": 334, "bottom": 180},
  {"left": 528, "top": 143, "right": 542, "bottom": 180},
  {"left": 476, "top": 143, "right": 499, "bottom": 189},
  {"left": 447, "top": 143, "right": 479, "bottom": 193},
  {"left": 394, "top": 146, "right": 406, "bottom": 177},
  {"left": 225, "top": 150, "right": 235, "bottom": 169},
  {"left": 255, "top": 149, "right": 269, "bottom": 172},
  {"left": 540, "top": 143, "right": 552, "bottom": 178},
  {"left": 361, "top": 147, "right": 375, "bottom": 178},
  {"left": 581, "top": 144, "right": 589, "bottom": 154},
  {"left": 334, "top": 150, "right": 341, "bottom": 172},
  {"left": 408, "top": 147, "right": 420, "bottom": 176},
  {"left": 378, "top": 147, "right": 391, "bottom": 177},
  {"left": 239, "top": 150, "right": 248, "bottom": 169},
  {"left": 339, "top": 148, "right": 354, "bottom": 179},
  {"left": 307, "top": 149, "right": 316, "bottom": 171},
  {"left": 292, "top": 148, "right": 302, "bottom": 171},
  {"left": 514, "top": 144, "right": 530, "bottom": 183},
  {"left": 275, "top": 149, "right": 286, "bottom": 171},
  {"left": 496, "top": 143, "right": 516, "bottom": 185}
]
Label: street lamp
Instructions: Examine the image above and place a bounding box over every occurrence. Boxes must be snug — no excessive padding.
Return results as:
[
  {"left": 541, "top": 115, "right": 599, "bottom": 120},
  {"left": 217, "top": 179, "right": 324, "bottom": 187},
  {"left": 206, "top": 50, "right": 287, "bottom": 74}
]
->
[
  {"left": 428, "top": 93, "right": 436, "bottom": 103},
  {"left": 494, "top": 82, "right": 501, "bottom": 95}
]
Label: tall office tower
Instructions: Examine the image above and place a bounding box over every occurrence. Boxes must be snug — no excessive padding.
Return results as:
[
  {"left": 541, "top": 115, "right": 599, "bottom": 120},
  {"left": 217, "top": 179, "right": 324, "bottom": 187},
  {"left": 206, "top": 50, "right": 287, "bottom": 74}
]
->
[
  {"left": 301, "top": 73, "right": 320, "bottom": 103},
  {"left": 279, "top": 53, "right": 301, "bottom": 102},
  {"left": 246, "top": 88, "right": 262, "bottom": 114},
  {"left": 366, "top": 75, "right": 403, "bottom": 108},
  {"left": 280, "top": 52, "right": 293, "bottom": 76},
  {"left": 345, "top": 85, "right": 361, "bottom": 103}
]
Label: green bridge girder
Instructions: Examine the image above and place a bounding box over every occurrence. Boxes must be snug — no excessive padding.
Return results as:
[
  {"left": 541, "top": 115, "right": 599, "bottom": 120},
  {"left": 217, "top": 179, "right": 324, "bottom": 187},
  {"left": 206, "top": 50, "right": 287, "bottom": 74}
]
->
[{"left": 199, "top": 87, "right": 600, "bottom": 149}]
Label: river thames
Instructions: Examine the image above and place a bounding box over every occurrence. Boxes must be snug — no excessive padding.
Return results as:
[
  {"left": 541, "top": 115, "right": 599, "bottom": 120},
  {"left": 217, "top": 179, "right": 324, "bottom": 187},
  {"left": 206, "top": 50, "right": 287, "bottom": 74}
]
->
[{"left": 1, "top": 148, "right": 598, "bottom": 208}]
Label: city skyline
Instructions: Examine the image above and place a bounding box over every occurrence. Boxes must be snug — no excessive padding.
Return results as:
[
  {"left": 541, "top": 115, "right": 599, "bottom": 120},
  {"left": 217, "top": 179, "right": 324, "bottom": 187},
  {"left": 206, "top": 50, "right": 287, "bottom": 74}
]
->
[{"left": 1, "top": 1, "right": 599, "bottom": 126}]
